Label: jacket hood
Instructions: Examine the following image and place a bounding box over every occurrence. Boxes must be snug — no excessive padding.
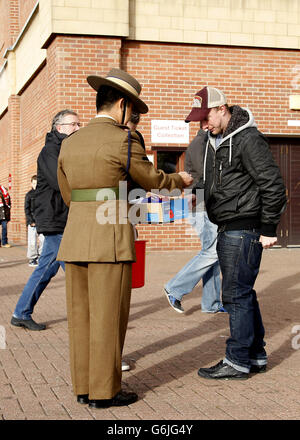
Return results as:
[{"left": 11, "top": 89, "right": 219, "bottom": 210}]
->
[
  {"left": 222, "top": 106, "right": 257, "bottom": 142},
  {"left": 208, "top": 106, "right": 257, "bottom": 147}
]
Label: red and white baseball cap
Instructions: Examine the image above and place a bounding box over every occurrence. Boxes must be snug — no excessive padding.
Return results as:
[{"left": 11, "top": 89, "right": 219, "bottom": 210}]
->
[{"left": 185, "top": 86, "right": 227, "bottom": 122}]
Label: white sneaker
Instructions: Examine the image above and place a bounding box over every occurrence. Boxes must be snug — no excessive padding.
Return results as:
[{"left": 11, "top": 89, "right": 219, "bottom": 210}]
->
[{"left": 122, "top": 361, "right": 130, "bottom": 371}]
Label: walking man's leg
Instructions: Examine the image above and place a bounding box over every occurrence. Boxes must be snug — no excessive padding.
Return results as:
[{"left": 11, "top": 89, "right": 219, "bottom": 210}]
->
[
  {"left": 200, "top": 212, "right": 222, "bottom": 312},
  {"left": 1, "top": 220, "right": 8, "bottom": 245},
  {"left": 164, "top": 210, "right": 221, "bottom": 313},
  {"left": 38, "top": 233, "right": 45, "bottom": 258},
  {"left": 11, "top": 234, "right": 64, "bottom": 329},
  {"left": 201, "top": 262, "right": 222, "bottom": 312},
  {"left": 27, "top": 225, "right": 39, "bottom": 262}
]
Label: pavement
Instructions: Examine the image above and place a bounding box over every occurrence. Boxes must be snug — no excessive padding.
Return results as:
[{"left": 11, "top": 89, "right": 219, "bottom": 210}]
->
[{"left": 0, "top": 244, "right": 300, "bottom": 422}]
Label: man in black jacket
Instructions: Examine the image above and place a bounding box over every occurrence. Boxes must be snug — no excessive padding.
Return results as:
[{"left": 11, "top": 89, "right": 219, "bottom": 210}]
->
[
  {"left": 185, "top": 86, "right": 286, "bottom": 380},
  {"left": 11, "top": 110, "right": 80, "bottom": 330},
  {"left": 25, "top": 175, "right": 44, "bottom": 267},
  {"left": 164, "top": 129, "right": 224, "bottom": 314}
]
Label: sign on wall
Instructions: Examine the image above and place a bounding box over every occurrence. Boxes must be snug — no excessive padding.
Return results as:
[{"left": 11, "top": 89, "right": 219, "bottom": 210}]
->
[
  {"left": 151, "top": 120, "right": 189, "bottom": 144},
  {"left": 288, "top": 120, "right": 300, "bottom": 126}
]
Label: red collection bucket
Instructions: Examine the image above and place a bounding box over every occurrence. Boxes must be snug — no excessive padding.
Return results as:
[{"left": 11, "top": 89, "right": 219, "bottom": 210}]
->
[{"left": 132, "top": 240, "right": 147, "bottom": 288}]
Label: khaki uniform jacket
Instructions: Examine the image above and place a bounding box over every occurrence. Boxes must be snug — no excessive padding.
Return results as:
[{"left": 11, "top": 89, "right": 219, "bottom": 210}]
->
[{"left": 57, "top": 117, "right": 183, "bottom": 262}]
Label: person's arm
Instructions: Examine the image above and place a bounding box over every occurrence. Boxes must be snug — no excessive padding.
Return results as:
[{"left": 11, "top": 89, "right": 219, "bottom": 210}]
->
[
  {"left": 259, "top": 236, "right": 278, "bottom": 248},
  {"left": 38, "top": 148, "right": 61, "bottom": 192},
  {"left": 184, "top": 132, "right": 206, "bottom": 189},
  {"left": 120, "top": 132, "right": 192, "bottom": 192},
  {"left": 135, "top": 130, "right": 146, "bottom": 150},
  {"left": 57, "top": 152, "right": 72, "bottom": 207},
  {"left": 241, "top": 132, "right": 287, "bottom": 247},
  {"left": 184, "top": 146, "right": 193, "bottom": 174},
  {"left": 24, "top": 192, "right": 34, "bottom": 225}
]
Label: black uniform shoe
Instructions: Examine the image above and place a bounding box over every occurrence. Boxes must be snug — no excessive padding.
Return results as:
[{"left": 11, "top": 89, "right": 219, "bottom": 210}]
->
[
  {"left": 11, "top": 316, "right": 46, "bottom": 331},
  {"left": 77, "top": 394, "right": 89, "bottom": 404},
  {"left": 250, "top": 364, "right": 267, "bottom": 374},
  {"left": 198, "top": 360, "right": 248, "bottom": 380},
  {"left": 89, "top": 390, "right": 138, "bottom": 409}
]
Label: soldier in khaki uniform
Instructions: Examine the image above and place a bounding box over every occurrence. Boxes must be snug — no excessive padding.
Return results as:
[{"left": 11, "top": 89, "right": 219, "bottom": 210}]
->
[{"left": 57, "top": 68, "right": 193, "bottom": 408}]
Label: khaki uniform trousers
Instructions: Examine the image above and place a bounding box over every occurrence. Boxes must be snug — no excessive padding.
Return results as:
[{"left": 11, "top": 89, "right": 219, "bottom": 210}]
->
[{"left": 65, "top": 261, "right": 132, "bottom": 400}]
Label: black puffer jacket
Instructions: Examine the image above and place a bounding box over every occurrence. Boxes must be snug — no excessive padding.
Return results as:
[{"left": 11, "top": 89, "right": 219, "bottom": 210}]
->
[
  {"left": 35, "top": 130, "right": 69, "bottom": 235},
  {"left": 199, "top": 106, "right": 286, "bottom": 236}
]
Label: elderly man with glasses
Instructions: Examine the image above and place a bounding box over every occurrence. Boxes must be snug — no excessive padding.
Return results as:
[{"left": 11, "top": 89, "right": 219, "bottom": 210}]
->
[{"left": 11, "top": 109, "right": 80, "bottom": 331}]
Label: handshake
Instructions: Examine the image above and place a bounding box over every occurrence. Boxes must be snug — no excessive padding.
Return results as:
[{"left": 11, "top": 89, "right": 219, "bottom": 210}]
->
[{"left": 178, "top": 171, "right": 193, "bottom": 187}]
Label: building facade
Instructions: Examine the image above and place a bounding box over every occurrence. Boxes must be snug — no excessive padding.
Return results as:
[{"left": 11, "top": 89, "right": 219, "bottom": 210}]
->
[{"left": 0, "top": 0, "right": 300, "bottom": 250}]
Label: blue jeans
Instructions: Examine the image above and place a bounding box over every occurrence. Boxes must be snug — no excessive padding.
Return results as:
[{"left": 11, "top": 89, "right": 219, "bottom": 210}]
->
[
  {"left": 1, "top": 220, "right": 8, "bottom": 245},
  {"left": 164, "top": 210, "right": 222, "bottom": 312},
  {"left": 13, "top": 234, "right": 65, "bottom": 320},
  {"left": 217, "top": 230, "right": 267, "bottom": 373}
]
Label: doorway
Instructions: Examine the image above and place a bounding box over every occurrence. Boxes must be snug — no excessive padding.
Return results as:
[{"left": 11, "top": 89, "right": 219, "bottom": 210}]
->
[{"left": 269, "top": 137, "right": 300, "bottom": 247}]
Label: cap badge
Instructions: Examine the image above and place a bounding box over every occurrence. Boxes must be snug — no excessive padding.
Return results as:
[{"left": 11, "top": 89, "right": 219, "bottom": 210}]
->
[{"left": 192, "top": 95, "right": 202, "bottom": 108}]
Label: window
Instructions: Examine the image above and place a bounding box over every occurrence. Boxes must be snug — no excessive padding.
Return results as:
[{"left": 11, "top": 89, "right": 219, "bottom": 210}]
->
[{"left": 152, "top": 147, "right": 186, "bottom": 173}]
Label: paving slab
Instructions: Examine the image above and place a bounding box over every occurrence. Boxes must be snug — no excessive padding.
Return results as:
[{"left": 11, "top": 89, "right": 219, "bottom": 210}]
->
[{"left": 0, "top": 245, "right": 300, "bottom": 423}]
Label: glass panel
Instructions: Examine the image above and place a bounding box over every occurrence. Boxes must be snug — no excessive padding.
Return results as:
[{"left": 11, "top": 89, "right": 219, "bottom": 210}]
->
[{"left": 157, "top": 151, "right": 180, "bottom": 173}]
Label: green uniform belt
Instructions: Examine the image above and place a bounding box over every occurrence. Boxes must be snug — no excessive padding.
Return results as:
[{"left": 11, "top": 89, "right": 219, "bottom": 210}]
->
[{"left": 71, "top": 187, "right": 119, "bottom": 201}]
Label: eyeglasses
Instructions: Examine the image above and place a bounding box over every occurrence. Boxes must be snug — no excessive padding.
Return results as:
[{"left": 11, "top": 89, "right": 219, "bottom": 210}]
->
[{"left": 59, "top": 122, "right": 81, "bottom": 127}]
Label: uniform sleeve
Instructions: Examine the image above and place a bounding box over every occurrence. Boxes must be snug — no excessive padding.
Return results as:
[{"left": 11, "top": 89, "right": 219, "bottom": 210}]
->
[
  {"left": 57, "top": 148, "right": 72, "bottom": 207},
  {"left": 120, "top": 132, "right": 183, "bottom": 194}
]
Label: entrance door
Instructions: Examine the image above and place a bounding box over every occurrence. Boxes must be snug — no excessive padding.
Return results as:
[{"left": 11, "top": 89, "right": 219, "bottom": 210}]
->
[{"left": 269, "top": 137, "right": 300, "bottom": 247}]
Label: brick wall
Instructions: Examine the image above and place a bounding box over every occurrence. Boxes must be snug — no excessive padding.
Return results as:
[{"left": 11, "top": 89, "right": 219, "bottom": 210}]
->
[
  {"left": 0, "top": 0, "right": 20, "bottom": 62},
  {"left": 0, "top": 0, "right": 39, "bottom": 62},
  {"left": 0, "top": 0, "right": 39, "bottom": 52},
  {"left": 123, "top": 42, "right": 300, "bottom": 250},
  {"left": 7, "top": 94, "right": 21, "bottom": 240},
  {"left": 2, "top": 35, "right": 300, "bottom": 249},
  {"left": 19, "top": 0, "right": 37, "bottom": 31},
  {"left": 136, "top": 221, "right": 199, "bottom": 251},
  {"left": 1, "top": 36, "right": 124, "bottom": 243},
  {"left": 124, "top": 41, "right": 300, "bottom": 139},
  {"left": 0, "top": 110, "right": 10, "bottom": 184},
  {"left": 49, "top": 35, "right": 122, "bottom": 124},
  {"left": 8, "top": 0, "right": 19, "bottom": 45},
  {"left": 0, "top": 2, "right": 10, "bottom": 61},
  {"left": 17, "top": 65, "right": 50, "bottom": 240}
]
